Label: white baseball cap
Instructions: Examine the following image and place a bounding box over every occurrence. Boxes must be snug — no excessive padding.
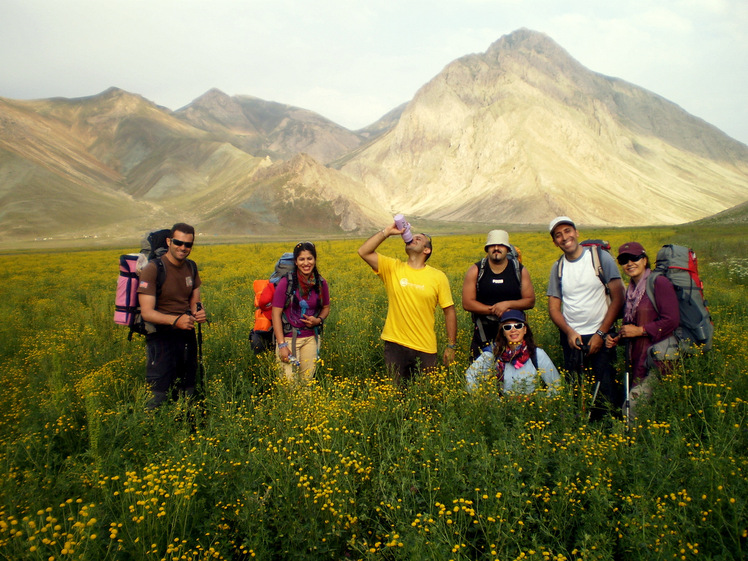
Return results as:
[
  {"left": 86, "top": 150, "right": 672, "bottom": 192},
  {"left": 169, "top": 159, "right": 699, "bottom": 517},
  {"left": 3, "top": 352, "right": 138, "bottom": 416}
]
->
[{"left": 549, "top": 216, "right": 576, "bottom": 236}]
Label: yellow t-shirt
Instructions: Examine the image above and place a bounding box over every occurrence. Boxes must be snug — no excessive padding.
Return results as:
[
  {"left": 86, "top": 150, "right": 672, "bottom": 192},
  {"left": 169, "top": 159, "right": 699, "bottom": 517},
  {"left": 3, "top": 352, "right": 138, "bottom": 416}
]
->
[{"left": 375, "top": 254, "right": 454, "bottom": 354}]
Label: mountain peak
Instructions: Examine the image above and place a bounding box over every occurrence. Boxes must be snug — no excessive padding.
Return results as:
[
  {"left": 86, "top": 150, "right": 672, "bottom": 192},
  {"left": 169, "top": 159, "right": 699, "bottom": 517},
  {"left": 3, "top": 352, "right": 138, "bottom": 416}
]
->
[
  {"left": 189, "top": 88, "right": 232, "bottom": 106},
  {"left": 341, "top": 28, "right": 748, "bottom": 226},
  {"left": 483, "top": 28, "right": 586, "bottom": 79},
  {"left": 488, "top": 28, "right": 560, "bottom": 53},
  {"left": 1, "top": 29, "right": 747, "bottom": 245},
  {"left": 89, "top": 87, "right": 149, "bottom": 104}
]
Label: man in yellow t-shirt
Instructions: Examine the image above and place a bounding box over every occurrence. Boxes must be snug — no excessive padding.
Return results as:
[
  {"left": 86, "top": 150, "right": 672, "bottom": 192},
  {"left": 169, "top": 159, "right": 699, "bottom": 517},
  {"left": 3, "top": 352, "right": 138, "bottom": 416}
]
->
[{"left": 358, "top": 222, "right": 457, "bottom": 385}]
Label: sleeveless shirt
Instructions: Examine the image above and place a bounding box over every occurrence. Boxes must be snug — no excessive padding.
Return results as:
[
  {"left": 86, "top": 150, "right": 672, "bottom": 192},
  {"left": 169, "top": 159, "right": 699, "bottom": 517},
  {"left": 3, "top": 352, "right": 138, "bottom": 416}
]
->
[{"left": 476, "top": 259, "right": 522, "bottom": 305}]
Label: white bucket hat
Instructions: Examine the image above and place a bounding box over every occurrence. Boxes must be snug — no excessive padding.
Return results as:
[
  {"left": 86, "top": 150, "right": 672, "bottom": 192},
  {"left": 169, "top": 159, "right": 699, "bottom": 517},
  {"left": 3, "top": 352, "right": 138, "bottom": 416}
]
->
[{"left": 484, "top": 230, "right": 510, "bottom": 250}]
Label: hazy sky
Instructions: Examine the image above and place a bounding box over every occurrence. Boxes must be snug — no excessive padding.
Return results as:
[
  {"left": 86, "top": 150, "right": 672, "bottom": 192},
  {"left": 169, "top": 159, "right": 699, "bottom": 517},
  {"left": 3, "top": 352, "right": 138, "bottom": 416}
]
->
[{"left": 2, "top": 0, "right": 747, "bottom": 144}]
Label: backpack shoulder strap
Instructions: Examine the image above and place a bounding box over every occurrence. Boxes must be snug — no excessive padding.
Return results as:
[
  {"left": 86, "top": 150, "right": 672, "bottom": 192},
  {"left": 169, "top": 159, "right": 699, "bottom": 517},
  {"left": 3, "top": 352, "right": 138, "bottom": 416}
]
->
[
  {"left": 531, "top": 347, "right": 538, "bottom": 371},
  {"left": 281, "top": 271, "right": 299, "bottom": 337},
  {"left": 313, "top": 276, "right": 327, "bottom": 315},
  {"left": 590, "top": 246, "right": 609, "bottom": 294},
  {"left": 645, "top": 271, "right": 660, "bottom": 314},
  {"left": 556, "top": 255, "right": 564, "bottom": 291},
  {"left": 475, "top": 258, "right": 487, "bottom": 294},
  {"left": 155, "top": 257, "right": 198, "bottom": 299},
  {"left": 187, "top": 258, "right": 197, "bottom": 279},
  {"left": 284, "top": 271, "right": 296, "bottom": 309},
  {"left": 510, "top": 254, "right": 522, "bottom": 285},
  {"left": 155, "top": 258, "right": 166, "bottom": 298}
]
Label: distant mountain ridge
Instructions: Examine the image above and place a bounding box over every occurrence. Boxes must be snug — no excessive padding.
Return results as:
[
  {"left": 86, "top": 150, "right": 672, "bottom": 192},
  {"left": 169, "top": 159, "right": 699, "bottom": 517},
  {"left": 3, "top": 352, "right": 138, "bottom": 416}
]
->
[
  {"left": 337, "top": 29, "right": 748, "bottom": 226},
  {"left": 175, "top": 89, "right": 365, "bottom": 163},
  {"left": 1, "top": 29, "right": 747, "bottom": 245}
]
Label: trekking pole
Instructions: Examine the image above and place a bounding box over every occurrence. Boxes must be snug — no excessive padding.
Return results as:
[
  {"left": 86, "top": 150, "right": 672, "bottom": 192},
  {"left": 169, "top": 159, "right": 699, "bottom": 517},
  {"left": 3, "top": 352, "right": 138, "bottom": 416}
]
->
[
  {"left": 196, "top": 302, "right": 205, "bottom": 396},
  {"left": 588, "top": 381, "right": 601, "bottom": 421},
  {"left": 575, "top": 338, "right": 585, "bottom": 414},
  {"left": 624, "top": 371, "right": 630, "bottom": 431}
]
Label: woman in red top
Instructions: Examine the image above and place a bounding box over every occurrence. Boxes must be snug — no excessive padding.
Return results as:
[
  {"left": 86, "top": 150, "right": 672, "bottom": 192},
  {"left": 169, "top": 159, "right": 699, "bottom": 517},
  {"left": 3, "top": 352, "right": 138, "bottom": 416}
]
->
[{"left": 607, "top": 242, "right": 679, "bottom": 418}]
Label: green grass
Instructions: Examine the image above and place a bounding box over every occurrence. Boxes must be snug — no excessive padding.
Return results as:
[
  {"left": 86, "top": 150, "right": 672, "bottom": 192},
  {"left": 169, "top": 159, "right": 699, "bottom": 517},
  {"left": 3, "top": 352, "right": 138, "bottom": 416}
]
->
[{"left": 0, "top": 226, "right": 745, "bottom": 560}]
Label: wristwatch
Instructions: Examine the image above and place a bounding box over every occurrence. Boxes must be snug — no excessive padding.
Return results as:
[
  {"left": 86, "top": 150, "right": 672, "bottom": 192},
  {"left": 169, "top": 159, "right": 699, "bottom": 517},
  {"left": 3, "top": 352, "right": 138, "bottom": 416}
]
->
[{"left": 595, "top": 330, "right": 606, "bottom": 340}]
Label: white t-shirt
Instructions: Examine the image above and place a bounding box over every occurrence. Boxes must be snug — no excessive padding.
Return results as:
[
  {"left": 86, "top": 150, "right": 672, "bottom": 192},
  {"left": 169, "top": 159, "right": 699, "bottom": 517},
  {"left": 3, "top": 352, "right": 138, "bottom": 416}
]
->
[{"left": 546, "top": 248, "right": 620, "bottom": 335}]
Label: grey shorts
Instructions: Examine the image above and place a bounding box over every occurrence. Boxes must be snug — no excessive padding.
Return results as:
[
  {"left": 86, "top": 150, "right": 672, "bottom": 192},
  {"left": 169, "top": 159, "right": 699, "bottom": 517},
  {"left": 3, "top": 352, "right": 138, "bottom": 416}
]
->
[{"left": 384, "top": 341, "right": 437, "bottom": 386}]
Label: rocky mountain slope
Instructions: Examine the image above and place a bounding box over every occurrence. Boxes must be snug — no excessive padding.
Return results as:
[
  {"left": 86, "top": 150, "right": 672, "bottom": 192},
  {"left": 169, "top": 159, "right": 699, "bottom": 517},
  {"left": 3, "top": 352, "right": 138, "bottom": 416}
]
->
[
  {"left": 175, "top": 89, "right": 365, "bottom": 164},
  {"left": 0, "top": 88, "right": 378, "bottom": 242},
  {"left": 338, "top": 29, "right": 748, "bottom": 226},
  {"left": 1, "top": 29, "right": 747, "bottom": 245}
]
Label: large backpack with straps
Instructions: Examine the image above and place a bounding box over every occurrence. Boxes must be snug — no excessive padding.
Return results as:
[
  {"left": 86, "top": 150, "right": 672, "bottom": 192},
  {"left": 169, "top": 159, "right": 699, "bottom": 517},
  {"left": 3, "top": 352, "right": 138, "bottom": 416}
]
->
[
  {"left": 249, "top": 252, "right": 295, "bottom": 353},
  {"left": 556, "top": 239, "right": 612, "bottom": 299},
  {"left": 645, "top": 244, "right": 713, "bottom": 354},
  {"left": 278, "top": 270, "right": 325, "bottom": 335},
  {"left": 114, "top": 229, "right": 196, "bottom": 340},
  {"left": 475, "top": 245, "right": 523, "bottom": 287},
  {"left": 473, "top": 245, "right": 523, "bottom": 346}
]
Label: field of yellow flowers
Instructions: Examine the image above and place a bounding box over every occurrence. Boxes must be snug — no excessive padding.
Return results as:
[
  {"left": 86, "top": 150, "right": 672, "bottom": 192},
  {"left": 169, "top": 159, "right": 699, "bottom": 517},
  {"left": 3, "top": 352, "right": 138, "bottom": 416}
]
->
[{"left": 0, "top": 225, "right": 746, "bottom": 560}]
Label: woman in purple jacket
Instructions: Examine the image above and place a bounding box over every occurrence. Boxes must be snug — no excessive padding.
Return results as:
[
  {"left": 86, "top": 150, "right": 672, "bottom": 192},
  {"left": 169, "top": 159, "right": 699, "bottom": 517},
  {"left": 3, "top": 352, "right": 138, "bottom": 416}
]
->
[
  {"left": 272, "top": 242, "right": 330, "bottom": 384},
  {"left": 607, "top": 242, "right": 679, "bottom": 418}
]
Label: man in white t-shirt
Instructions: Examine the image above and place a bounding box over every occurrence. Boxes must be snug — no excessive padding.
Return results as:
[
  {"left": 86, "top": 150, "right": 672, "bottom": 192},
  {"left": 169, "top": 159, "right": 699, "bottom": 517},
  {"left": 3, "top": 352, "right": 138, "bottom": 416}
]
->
[{"left": 546, "top": 216, "right": 624, "bottom": 420}]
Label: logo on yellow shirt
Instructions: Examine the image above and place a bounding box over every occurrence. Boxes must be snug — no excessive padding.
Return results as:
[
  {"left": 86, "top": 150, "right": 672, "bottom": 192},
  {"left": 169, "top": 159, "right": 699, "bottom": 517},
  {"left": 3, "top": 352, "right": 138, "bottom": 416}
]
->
[{"left": 399, "top": 277, "right": 424, "bottom": 290}]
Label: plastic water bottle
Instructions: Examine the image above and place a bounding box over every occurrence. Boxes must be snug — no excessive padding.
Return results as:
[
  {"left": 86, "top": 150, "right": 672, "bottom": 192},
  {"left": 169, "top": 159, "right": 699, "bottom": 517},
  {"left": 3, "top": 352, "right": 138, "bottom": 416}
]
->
[{"left": 393, "top": 214, "right": 413, "bottom": 243}]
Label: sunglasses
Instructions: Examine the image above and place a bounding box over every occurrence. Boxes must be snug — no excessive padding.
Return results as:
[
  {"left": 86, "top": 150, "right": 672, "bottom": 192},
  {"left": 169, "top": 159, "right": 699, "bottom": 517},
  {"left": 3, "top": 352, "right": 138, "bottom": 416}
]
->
[
  {"left": 501, "top": 323, "right": 525, "bottom": 331},
  {"left": 617, "top": 253, "right": 645, "bottom": 265},
  {"left": 170, "top": 239, "right": 193, "bottom": 248}
]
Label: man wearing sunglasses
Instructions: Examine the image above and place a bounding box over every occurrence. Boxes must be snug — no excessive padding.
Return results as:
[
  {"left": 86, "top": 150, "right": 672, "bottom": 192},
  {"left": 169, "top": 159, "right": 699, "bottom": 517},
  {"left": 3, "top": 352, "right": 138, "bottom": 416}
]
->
[
  {"left": 358, "top": 222, "right": 457, "bottom": 386},
  {"left": 138, "top": 223, "right": 207, "bottom": 408},
  {"left": 547, "top": 216, "right": 624, "bottom": 420}
]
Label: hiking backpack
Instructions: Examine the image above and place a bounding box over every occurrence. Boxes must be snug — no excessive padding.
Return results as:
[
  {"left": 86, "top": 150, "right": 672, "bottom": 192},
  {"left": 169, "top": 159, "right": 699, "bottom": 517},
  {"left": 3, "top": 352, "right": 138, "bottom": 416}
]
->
[
  {"left": 114, "top": 228, "right": 196, "bottom": 340},
  {"left": 473, "top": 245, "right": 523, "bottom": 346},
  {"left": 645, "top": 244, "right": 713, "bottom": 352},
  {"left": 556, "top": 239, "right": 612, "bottom": 298},
  {"left": 249, "top": 252, "right": 295, "bottom": 353}
]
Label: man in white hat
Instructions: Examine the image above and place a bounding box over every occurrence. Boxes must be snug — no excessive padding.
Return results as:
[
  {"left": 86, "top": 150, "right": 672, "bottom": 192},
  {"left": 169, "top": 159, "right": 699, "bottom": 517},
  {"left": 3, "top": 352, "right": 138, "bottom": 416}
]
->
[{"left": 462, "top": 229, "right": 535, "bottom": 359}]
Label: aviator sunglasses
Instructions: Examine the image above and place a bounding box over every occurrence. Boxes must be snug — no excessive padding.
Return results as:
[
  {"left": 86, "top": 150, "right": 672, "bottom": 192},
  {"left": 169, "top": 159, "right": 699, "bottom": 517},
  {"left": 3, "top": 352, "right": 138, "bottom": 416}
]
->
[
  {"left": 501, "top": 323, "right": 525, "bottom": 331},
  {"left": 170, "top": 239, "right": 193, "bottom": 248},
  {"left": 617, "top": 253, "right": 645, "bottom": 265}
]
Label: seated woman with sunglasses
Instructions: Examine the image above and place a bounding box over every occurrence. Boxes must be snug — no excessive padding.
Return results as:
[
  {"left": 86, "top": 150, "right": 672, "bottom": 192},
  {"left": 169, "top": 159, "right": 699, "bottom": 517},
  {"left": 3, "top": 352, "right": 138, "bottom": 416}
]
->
[
  {"left": 466, "top": 310, "right": 560, "bottom": 395},
  {"left": 272, "top": 241, "right": 330, "bottom": 384},
  {"left": 606, "top": 242, "right": 679, "bottom": 415}
]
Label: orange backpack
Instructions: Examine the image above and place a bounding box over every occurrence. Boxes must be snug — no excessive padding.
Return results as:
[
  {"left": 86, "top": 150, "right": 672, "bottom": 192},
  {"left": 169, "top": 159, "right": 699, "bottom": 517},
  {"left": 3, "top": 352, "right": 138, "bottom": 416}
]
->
[
  {"left": 252, "top": 279, "right": 274, "bottom": 332},
  {"left": 249, "top": 252, "right": 295, "bottom": 353}
]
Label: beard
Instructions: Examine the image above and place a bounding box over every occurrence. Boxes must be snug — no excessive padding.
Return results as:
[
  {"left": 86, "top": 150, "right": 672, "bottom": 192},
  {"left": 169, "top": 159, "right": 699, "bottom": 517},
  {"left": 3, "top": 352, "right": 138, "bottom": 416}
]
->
[{"left": 488, "top": 251, "right": 506, "bottom": 264}]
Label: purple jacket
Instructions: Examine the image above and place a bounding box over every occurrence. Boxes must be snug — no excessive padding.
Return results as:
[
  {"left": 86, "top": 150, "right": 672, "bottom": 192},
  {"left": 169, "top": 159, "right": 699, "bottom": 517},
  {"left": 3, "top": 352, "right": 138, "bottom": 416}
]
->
[
  {"left": 272, "top": 275, "right": 330, "bottom": 338},
  {"left": 626, "top": 275, "right": 680, "bottom": 381}
]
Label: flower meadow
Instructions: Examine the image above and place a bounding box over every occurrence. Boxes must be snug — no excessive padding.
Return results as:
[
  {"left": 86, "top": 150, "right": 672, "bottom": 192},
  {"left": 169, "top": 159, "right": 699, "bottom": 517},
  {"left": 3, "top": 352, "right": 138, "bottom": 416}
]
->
[{"left": 0, "top": 225, "right": 746, "bottom": 560}]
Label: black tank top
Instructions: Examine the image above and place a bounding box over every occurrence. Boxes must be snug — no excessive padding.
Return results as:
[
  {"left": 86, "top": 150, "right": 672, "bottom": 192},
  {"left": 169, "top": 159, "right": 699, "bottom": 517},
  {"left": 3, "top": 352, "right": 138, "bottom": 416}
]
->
[{"left": 476, "top": 259, "right": 522, "bottom": 305}]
